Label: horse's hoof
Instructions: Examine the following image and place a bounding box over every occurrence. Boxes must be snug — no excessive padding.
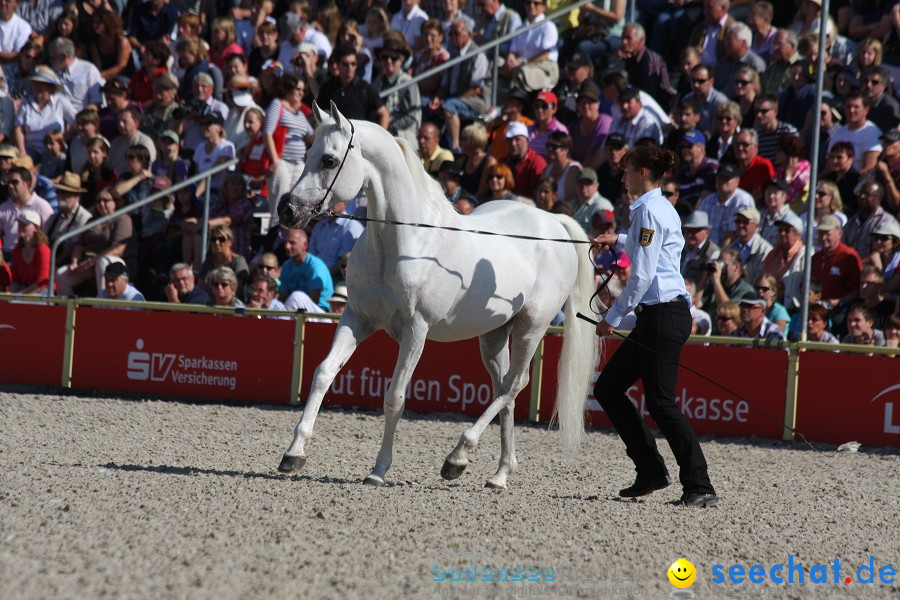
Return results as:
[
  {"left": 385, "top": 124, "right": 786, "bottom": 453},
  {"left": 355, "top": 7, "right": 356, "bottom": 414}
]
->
[
  {"left": 440, "top": 460, "right": 468, "bottom": 481},
  {"left": 485, "top": 479, "right": 507, "bottom": 490},
  {"left": 363, "top": 474, "right": 385, "bottom": 487},
  {"left": 278, "top": 454, "right": 306, "bottom": 473}
]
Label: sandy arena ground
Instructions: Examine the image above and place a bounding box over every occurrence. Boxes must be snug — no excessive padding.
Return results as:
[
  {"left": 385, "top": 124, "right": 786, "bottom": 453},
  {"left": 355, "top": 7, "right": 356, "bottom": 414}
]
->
[{"left": 2, "top": 386, "right": 899, "bottom": 600}]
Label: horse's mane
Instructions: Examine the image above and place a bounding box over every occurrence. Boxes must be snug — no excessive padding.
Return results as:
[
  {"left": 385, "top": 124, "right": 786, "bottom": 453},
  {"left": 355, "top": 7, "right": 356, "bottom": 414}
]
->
[{"left": 393, "top": 135, "right": 460, "bottom": 223}]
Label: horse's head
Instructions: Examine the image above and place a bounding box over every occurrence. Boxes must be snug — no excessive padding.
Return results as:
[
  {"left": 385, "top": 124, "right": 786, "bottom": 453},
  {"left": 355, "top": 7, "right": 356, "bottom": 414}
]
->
[{"left": 277, "top": 101, "right": 364, "bottom": 229}]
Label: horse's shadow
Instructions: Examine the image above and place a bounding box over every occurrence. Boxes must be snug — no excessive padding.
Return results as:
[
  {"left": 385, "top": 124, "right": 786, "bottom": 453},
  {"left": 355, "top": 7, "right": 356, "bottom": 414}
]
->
[{"left": 98, "top": 461, "right": 358, "bottom": 485}]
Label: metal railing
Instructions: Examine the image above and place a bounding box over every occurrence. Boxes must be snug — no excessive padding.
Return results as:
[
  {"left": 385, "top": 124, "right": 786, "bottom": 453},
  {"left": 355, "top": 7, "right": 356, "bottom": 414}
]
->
[{"left": 47, "top": 158, "right": 240, "bottom": 296}]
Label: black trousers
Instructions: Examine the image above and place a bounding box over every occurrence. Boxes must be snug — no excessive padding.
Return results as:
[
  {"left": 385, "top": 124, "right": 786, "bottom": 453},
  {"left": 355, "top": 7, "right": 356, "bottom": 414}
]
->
[{"left": 593, "top": 297, "right": 715, "bottom": 495}]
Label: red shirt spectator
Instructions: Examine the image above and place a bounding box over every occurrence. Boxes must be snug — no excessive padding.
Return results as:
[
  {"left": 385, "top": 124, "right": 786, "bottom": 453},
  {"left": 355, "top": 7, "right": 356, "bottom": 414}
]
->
[
  {"left": 733, "top": 129, "right": 774, "bottom": 205},
  {"left": 505, "top": 121, "right": 547, "bottom": 198},
  {"left": 811, "top": 215, "right": 863, "bottom": 306}
]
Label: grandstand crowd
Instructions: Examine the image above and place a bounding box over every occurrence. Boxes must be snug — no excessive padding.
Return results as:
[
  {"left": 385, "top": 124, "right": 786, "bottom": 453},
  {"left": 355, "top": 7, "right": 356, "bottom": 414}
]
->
[{"left": 0, "top": 0, "right": 897, "bottom": 346}]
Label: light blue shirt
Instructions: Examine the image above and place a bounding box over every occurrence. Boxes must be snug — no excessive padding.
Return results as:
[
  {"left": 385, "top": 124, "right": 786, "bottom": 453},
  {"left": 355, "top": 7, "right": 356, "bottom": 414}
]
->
[
  {"left": 309, "top": 215, "right": 365, "bottom": 269},
  {"left": 605, "top": 188, "right": 689, "bottom": 328},
  {"left": 279, "top": 253, "right": 334, "bottom": 312},
  {"left": 99, "top": 283, "right": 145, "bottom": 302}
]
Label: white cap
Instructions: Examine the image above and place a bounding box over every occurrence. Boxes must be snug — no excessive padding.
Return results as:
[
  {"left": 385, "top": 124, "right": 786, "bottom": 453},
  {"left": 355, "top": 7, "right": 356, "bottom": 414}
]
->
[
  {"left": 505, "top": 121, "right": 528, "bottom": 139},
  {"left": 17, "top": 209, "right": 40, "bottom": 227}
]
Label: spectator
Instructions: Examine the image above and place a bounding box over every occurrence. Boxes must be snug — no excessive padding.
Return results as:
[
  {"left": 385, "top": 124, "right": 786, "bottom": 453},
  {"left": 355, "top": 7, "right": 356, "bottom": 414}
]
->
[
  {"left": 199, "top": 224, "right": 250, "bottom": 297},
  {"left": 554, "top": 52, "right": 592, "bottom": 125},
  {"left": 533, "top": 175, "right": 556, "bottom": 211},
  {"left": 49, "top": 37, "right": 103, "bottom": 112},
  {"left": 373, "top": 33, "right": 421, "bottom": 146},
  {"left": 279, "top": 228, "right": 333, "bottom": 312},
  {"left": 457, "top": 122, "right": 497, "bottom": 198},
  {"left": 43, "top": 171, "right": 91, "bottom": 265},
  {"left": 486, "top": 89, "right": 532, "bottom": 163},
  {"left": 771, "top": 135, "right": 810, "bottom": 212},
  {"left": 753, "top": 93, "right": 797, "bottom": 163},
  {"left": 432, "top": 18, "right": 489, "bottom": 152},
  {"left": 777, "top": 60, "right": 817, "bottom": 131},
  {"left": 129, "top": 41, "right": 171, "bottom": 108},
  {"left": 877, "top": 130, "right": 900, "bottom": 214},
  {"left": 887, "top": 314, "right": 900, "bottom": 349},
  {"left": 109, "top": 107, "right": 157, "bottom": 176},
  {"left": 264, "top": 73, "right": 314, "bottom": 227},
  {"left": 277, "top": 14, "right": 326, "bottom": 77},
  {"left": 87, "top": 8, "right": 134, "bottom": 81},
  {"left": 247, "top": 273, "right": 288, "bottom": 311},
  {"left": 362, "top": 7, "right": 390, "bottom": 55},
  {"left": 803, "top": 181, "right": 847, "bottom": 251},
  {"left": 732, "top": 65, "right": 761, "bottom": 129},
  {"left": 844, "top": 179, "right": 899, "bottom": 258},
  {"left": 600, "top": 71, "right": 672, "bottom": 132},
  {"left": 330, "top": 283, "right": 349, "bottom": 314},
  {"left": 248, "top": 20, "right": 280, "bottom": 76},
  {"left": 207, "top": 265, "right": 245, "bottom": 308},
  {"left": 163, "top": 262, "right": 210, "bottom": 305},
  {"left": 11, "top": 0, "right": 61, "bottom": 39},
  {"left": 688, "top": 0, "right": 735, "bottom": 69},
  {"left": 842, "top": 303, "right": 885, "bottom": 346},
  {"left": 748, "top": 0, "right": 777, "bottom": 60},
  {"left": 10, "top": 208, "right": 50, "bottom": 293},
  {"left": 14, "top": 66, "right": 76, "bottom": 163},
  {"left": 474, "top": 0, "right": 522, "bottom": 58},
  {"left": 413, "top": 18, "right": 450, "bottom": 104},
  {"left": 193, "top": 112, "right": 236, "bottom": 200},
  {"left": 680, "top": 210, "right": 720, "bottom": 284},
  {"left": 826, "top": 91, "right": 883, "bottom": 173},
  {"left": 733, "top": 129, "right": 774, "bottom": 204},
  {"left": 309, "top": 201, "right": 364, "bottom": 274},
  {"left": 208, "top": 17, "right": 245, "bottom": 69},
  {"left": 812, "top": 214, "right": 863, "bottom": 309},
  {"left": 181, "top": 72, "right": 230, "bottom": 156},
  {"left": 0, "top": 0, "right": 31, "bottom": 62},
  {"left": 806, "top": 303, "right": 839, "bottom": 344},
  {"left": 391, "top": 0, "right": 429, "bottom": 49},
  {"left": 715, "top": 300, "right": 741, "bottom": 336},
  {"left": 0, "top": 166, "right": 52, "bottom": 261},
  {"left": 595, "top": 133, "right": 627, "bottom": 203},
  {"left": 98, "top": 261, "right": 144, "bottom": 301},
  {"left": 697, "top": 162, "right": 755, "bottom": 246},
  {"left": 127, "top": 0, "right": 179, "bottom": 51},
  {"left": 861, "top": 66, "right": 900, "bottom": 132},
  {"left": 608, "top": 88, "right": 662, "bottom": 147},
  {"left": 528, "top": 90, "right": 567, "bottom": 161},
  {"left": 482, "top": 163, "right": 523, "bottom": 203},
  {"left": 3, "top": 38, "right": 41, "bottom": 101},
  {"left": 317, "top": 45, "right": 388, "bottom": 128},
  {"left": 115, "top": 144, "right": 153, "bottom": 209},
  {"left": 707, "top": 248, "right": 755, "bottom": 315},
  {"left": 38, "top": 130, "right": 66, "bottom": 180},
  {"left": 676, "top": 129, "right": 718, "bottom": 207},
  {"left": 662, "top": 176, "right": 693, "bottom": 220},
  {"left": 732, "top": 291, "right": 786, "bottom": 341},
  {"left": 541, "top": 131, "right": 581, "bottom": 204},
  {"left": 55, "top": 186, "right": 132, "bottom": 296},
  {"left": 760, "top": 29, "right": 799, "bottom": 95},
  {"left": 807, "top": 99, "right": 843, "bottom": 172},
  {"left": 165, "top": 184, "right": 202, "bottom": 271},
  {"left": 675, "top": 47, "right": 702, "bottom": 100},
  {"left": 761, "top": 211, "right": 806, "bottom": 311},
  {"left": 505, "top": 121, "right": 547, "bottom": 198},
  {"left": 754, "top": 272, "right": 790, "bottom": 332},
  {"left": 572, "top": 167, "right": 614, "bottom": 235},
  {"left": 664, "top": 100, "right": 702, "bottom": 154},
  {"left": 858, "top": 265, "right": 895, "bottom": 330},
  {"left": 683, "top": 64, "right": 729, "bottom": 135},
  {"left": 685, "top": 277, "right": 712, "bottom": 335},
  {"left": 821, "top": 142, "right": 860, "bottom": 215},
  {"left": 715, "top": 23, "right": 765, "bottom": 99},
  {"left": 151, "top": 130, "right": 188, "bottom": 186},
  {"left": 98, "top": 79, "right": 137, "bottom": 142},
  {"left": 418, "top": 121, "right": 454, "bottom": 177},
  {"left": 223, "top": 75, "right": 263, "bottom": 153},
  {"left": 867, "top": 220, "right": 900, "bottom": 295},
  {"left": 617, "top": 22, "right": 674, "bottom": 111},
  {"left": 439, "top": 160, "right": 476, "bottom": 207},
  {"left": 79, "top": 138, "right": 116, "bottom": 211},
  {"left": 569, "top": 81, "right": 612, "bottom": 169}
]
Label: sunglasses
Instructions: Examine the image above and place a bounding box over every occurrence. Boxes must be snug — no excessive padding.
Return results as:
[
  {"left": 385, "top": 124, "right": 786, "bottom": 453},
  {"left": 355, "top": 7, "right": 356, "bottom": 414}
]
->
[
  {"left": 718, "top": 115, "right": 734, "bottom": 121},
  {"left": 662, "top": 190, "right": 675, "bottom": 198},
  {"left": 691, "top": 78, "right": 709, "bottom": 84},
  {"left": 815, "top": 190, "right": 828, "bottom": 197},
  {"left": 755, "top": 107, "right": 772, "bottom": 114},
  {"left": 212, "top": 236, "right": 230, "bottom": 243},
  {"left": 211, "top": 281, "right": 230, "bottom": 288},
  {"left": 734, "top": 80, "right": 752, "bottom": 86},
  {"left": 755, "top": 285, "right": 771, "bottom": 292},
  {"left": 534, "top": 102, "right": 552, "bottom": 110},
  {"left": 488, "top": 174, "right": 505, "bottom": 180}
]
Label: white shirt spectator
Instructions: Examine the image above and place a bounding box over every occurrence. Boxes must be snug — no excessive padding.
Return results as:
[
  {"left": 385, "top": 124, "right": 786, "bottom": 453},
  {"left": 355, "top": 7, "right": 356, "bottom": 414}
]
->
[
  {"left": 609, "top": 107, "right": 663, "bottom": 147},
  {"left": 390, "top": 4, "right": 429, "bottom": 49},
  {"left": 305, "top": 27, "right": 333, "bottom": 60},
  {"left": 0, "top": 12, "right": 31, "bottom": 54},
  {"left": 15, "top": 93, "right": 77, "bottom": 157},
  {"left": 696, "top": 188, "right": 755, "bottom": 246},
  {"left": 0, "top": 193, "right": 53, "bottom": 250},
  {"left": 509, "top": 13, "right": 558, "bottom": 62},
  {"left": 826, "top": 120, "right": 883, "bottom": 172},
  {"left": 99, "top": 283, "right": 146, "bottom": 301},
  {"left": 54, "top": 58, "right": 104, "bottom": 111},
  {"left": 182, "top": 97, "right": 229, "bottom": 152},
  {"left": 609, "top": 90, "right": 672, "bottom": 126},
  {"left": 192, "top": 138, "right": 236, "bottom": 189}
]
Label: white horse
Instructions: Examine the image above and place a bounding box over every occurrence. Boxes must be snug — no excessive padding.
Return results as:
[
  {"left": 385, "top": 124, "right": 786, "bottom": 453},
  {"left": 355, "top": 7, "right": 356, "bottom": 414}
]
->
[{"left": 276, "top": 102, "right": 597, "bottom": 488}]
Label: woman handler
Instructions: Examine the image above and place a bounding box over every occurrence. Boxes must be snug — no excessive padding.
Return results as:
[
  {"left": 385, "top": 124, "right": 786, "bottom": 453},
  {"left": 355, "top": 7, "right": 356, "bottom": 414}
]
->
[{"left": 592, "top": 145, "right": 717, "bottom": 508}]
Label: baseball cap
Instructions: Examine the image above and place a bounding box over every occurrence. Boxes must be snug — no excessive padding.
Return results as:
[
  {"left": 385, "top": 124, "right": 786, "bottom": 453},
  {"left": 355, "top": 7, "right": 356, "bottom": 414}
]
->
[
  {"left": 717, "top": 162, "right": 741, "bottom": 179},
  {"left": 739, "top": 291, "right": 767, "bottom": 308},
  {"left": 775, "top": 212, "right": 803, "bottom": 232},
  {"left": 576, "top": 81, "right": 601, "bottom": 103},
  {"left": 568, "top": 53, "right": 591, "bottom": 69},
  {"left": 104, "top": 262, "right": 128, "bottom": 280},
  {"left": 683, "top": 129, "right": 706, "bottom": 146},
  {"left": 816, "top": 214, "right": 842, "bottom": 232},
  {"left": 766, "top": 179, "right": 788, "bottom": 192},
  {"left": 16, "top": 209, "right": 40, "bottom": 227},
  {"left": 536, "top": 90, "right": 558, "bottom": 106},
  {"left": 203, "top": 111, "right": 226, "bottom": 126},
  {"left": 505, "top": 121, "right": 528, "bottom": 139},
  {"left": 735, "top": 206, "right": 760, "bottom": 223},
  {"left": 160, "top": 130, "right": 180, "bottom": 145},
  {"left": 577, "top": 168, "right": 598, "bottom": 183},
  {"left": 881, "top": 129, "right": 900, "bottom": 144},
  {"left": 605, "top": 133, "right": 626, "bottom": 150}
]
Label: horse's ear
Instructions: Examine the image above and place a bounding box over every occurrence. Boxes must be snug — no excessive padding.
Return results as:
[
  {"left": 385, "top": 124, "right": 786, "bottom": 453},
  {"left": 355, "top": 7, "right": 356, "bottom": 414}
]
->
[
  {"left": 312, "top": 102, "right": 330, "bottom": 126},
  {"left": 330, "top": 100, "right": 351, "bottom": 134}
]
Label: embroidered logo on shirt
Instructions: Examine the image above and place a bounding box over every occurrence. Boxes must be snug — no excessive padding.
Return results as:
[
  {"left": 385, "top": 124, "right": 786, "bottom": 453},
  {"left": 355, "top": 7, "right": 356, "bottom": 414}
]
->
[{"left": 639, "top": 228, "right": 655, "bottom": 247}]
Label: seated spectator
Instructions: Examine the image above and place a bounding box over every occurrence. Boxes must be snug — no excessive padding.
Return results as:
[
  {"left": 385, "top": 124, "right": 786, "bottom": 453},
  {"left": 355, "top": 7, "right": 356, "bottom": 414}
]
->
[
  {"left": 528, "top": 91, "right": 568, "bottom": 161},
  {"left": 758, "top": 179, "right": 797, "bottom": 247},
  {"left": 861, "top": 66, "right": 900, "bottom": 133},
  {"left": 44, "top": 172, "right": 92, "bottom": 265},
  {"left": 485, "top": 89, "right": 532, "bottom": 163},
  {"left": 760, "top": 29, "right": 799, "bottom": 95},
  {"left": 279, "top": 228, "right": 333, "bottom": 312},
  {"left": 572, "top": 168, "right": 614, "bottom": 236},
  {"left": 414, "top": 19, "right": 449, "bottom": 104},
  {"left": 885, "top": 314, "right": 900, "bottom": 349},
  {"left": 501, "top": 0, "right": 559, "bottom": 93},
  {"left": 707, "top": 248, "right": 755, "bottom": 316},
  {"left": 55, "top": 187, "right": 132, "bottom": 296},
  {"left": 541, "top": 131, "right": 581, "bottom": 204},
  {"left": 79, "top": 138, "right": 117, "bottom": 212},
  {"left": 685, "top": 277, "right": 712, "bottom": 335},
  {"left": 129, "top": 41, "right": 171, "bottom": 108},
  {"left": 109, "top": 108, "right": 157, "bottom": 178},
  {"left": 372, "top": 33, "right": 421, "bottom": 146},
  {"left": 857, "top": 265, "right": 893, "bottom": 332},
  {"left": 505, "top": 121, "right": 547, "bottom": 198},
  {"left": 141, "top": 73, "right": 181, "bottom": 139},
  {"left": 715, "top": 23, "right": 765, "bottom": 99},
  {"left": 151, "top": 130, "right": 189, "bottom": 186},
  {"left": 608, "top": 88, "right": 662, "bottom": 147},
  {"left": 777, "top": 60, "right": 817, "bottom": 131},
  {"left": 754, "top": 273, "right": 789, "bottom": 333},
  {"left": 688, "top": 0, "right": 735, "bottom": 69},
  {"left": 128, "top": 0, "right": 179, "bottom": 53},
  {"left": 209, "top": 17, "right": 245, "bottom": 69},
  {"left": 316, "top": 45, "right": 388, "bottom": 127},
  {"left": 715, "top": 300, "right": 741, "bottom": 336},
  {"left": 200, "top": 224, "right": 250, "bottom": 298},
  {"left": 806, "top": 303, "right": 839, "bottom": 344},
  {"left": 67, "top": 109, "right": 103, "bottom": 175},
  {"left": 3, "top": 38, "right": 40, "bottom": 102},
  {"left": 247, "top": 273, "right": 288, "bottom": 312},
  {"left": 457, "top": 122, "right": 497, "bottom": 198},
  {"left": 10, "top": 209, "right": 50, "bottom": 293},
  {"left": 683, "top": 64, "right": 729, "bottom": 134},
  {"left": 697, "top": 162, "right": 755, "bottom": 246},
  {"left": 223, "top": 75, "right": 263, "bottom": 154},
  {"left": 482, "top": 163, "right": 525, "bottom": 204},
  {"left": 662, "top": 176, "right": 693, "bottom": 221},
  {"left": 733, "top": 66, "right": 761, "bottom": 129},
  {"left": 39, "top": 131, "right": 67, "bottom": 181},
  {"left": 753, "top": 94, "right": 797, "bottom": 164},
  {"left": 748, "top": 0, "right": 777, "bottom": 60},
  {"left": 474, "top": 0, "right": 522, "bottom": 59},
  {"left": 826, "top": 92, "right": 883, "bottom": 173},
  {"left": 844, "top": 179, "right": 899, "bottom": 258},
  {"left": 207, "top": 266, "right": 246, "bottom": 308},
  {"left": 14, "top": 66, "right": 76, "bottom": 163},
  {"left": 821, "top": 142, "right": 860, "bottom": 215},
  {"left": 418, "top": 121, "right": 454, "bottom": 177},
  {"left": 49, "top": 37, "right": 103, "bottom": 112},
  {"left": 617, "top": 22, "right": 674, "bottom": 111},
  {"left": 842, "top": 303, "right": 885, "bottom": 346},
  {"left": 164, "top": 263, "right": 210, "bottom": 305},
  {"left": 115, "top": 145, "right": 153, "bottom": 209},
  {"left": 676, "top": 129, "right": 719, "bottom": 207},
  {"left": 390, "top": 0, "right": 429, "bottom": 49},
  {"left": 166, "top": 184, "right": 203, "bottom": 270},
  {"left": 193, "top": 112, "right": 236, "bottom": 201},
  {"left": 533, "top": 176, "right": 557, "bottom": 211},
  {"left": 208, "top": 173, "right": 254, "bottom": 259},
  {"left": 773, "top": 134, "right": 810, "bottom": 209},
  {"left": 867, "top": 220, "right": 900, "bottom": 296},
  {"left": 553, "top": 52, "right": 592, "bottom": 125},
  {"left": 812, "top": 215, "right": 863, "bottom": 309},
  {"left": 0, "top": 165, "right": 53, "bottom": 262},
  {"left": 664, "top": 100, "right": 702, "bottom": 155},
  {"left": 309, "top": 201, "right": 365, "bottom": 275},
  {"left": 456, "top": 196, "right": 477, "bottom": 215},
  {"left": 98, "top": 79, "right": 140, "bottom": 142},
  {"left": 87, "top": 8, "right": 134, "bottom": 82},
  {"left": 330, "top": 283, "right": 349, "bottom": 315},
  {"left": 568, "top": 81, "right": 612, "bottom": 169},
  {"left": 733, "top": 129, "right": 774, "bottom": 204},
  {"left": 248, "top": 20, "right": 280, "bottom": 76},
  {"left": 99, "top": 262, "right": 145, "bottom": 301},
  {"left": 877, "top": 130, "right": 900, "bottom": 214},
  {"left": 732, "top": 292, "right": 786, "bottom": 341},
  {"left": 595, "top": 133, "right": 627, "bottom": 204},
  {"left": 681, "top": 210, "right": 720, "bottom": 284},
  {"left": 761, "top": 211, "right": 806, "bottom": 312},
  {"left": 804, "top": 181, "right": 848, "bottom": 253},
  {"left": 727, "top": 206, "right": 773, "bottom": 285},
  {"left": 438, "top": 160, "right": 476, "bottom": 208}
]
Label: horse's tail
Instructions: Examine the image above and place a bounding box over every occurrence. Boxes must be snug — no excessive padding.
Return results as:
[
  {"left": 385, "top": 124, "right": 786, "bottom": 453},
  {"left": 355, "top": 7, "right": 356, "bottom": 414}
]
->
[{"left": 552, "top": 216, "right": 599, "bottom": 451}]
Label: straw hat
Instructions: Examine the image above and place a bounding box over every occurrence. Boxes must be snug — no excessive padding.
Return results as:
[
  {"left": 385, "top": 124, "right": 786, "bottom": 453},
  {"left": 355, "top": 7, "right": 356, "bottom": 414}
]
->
[
  {"left": 54, "top": 171, "right": 87, "bottom": 193},
  {"left": 27, "top": 65, "right": 62, "bottom": 91}
]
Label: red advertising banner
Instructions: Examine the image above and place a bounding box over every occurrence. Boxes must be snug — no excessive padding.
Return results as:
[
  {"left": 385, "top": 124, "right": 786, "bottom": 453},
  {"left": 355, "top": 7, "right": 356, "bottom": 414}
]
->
[
  {"left": 0, "top": 302, "right": 67, "bottom": 385},
  {"left": 300, "top": 322, "right": 532, "bottom": 421},
  {"left": 71, "top": 307, "right": 295, "bottom": 403},
  {"left": 538, "top": 336, "right": 789, "bottom": 439},
  {"left": 796, "top": 352, "right": 900, "bottom": 447}
]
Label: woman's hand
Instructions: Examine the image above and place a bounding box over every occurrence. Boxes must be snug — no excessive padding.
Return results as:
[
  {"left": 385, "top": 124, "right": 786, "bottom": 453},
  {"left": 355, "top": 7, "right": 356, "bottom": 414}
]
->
[
  {"left": 266, "top": 158, "right": 280, "bottom": 176},
  {"left": 596, "top": 319, "right": 614, "bottom": 337}
]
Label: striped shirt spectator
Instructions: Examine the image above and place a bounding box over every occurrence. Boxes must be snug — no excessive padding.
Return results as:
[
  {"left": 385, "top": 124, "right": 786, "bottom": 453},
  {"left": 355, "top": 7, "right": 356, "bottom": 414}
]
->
[
  {"left": 696, "top": 164, "right": 755, "bottom": 246},
  {"left": 264, "top": 98, "right": 314, "bottom": 164}
]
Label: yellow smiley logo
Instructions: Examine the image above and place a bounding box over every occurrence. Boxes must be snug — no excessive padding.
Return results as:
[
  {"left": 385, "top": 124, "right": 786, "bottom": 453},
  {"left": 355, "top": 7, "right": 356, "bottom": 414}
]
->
[{"left": 668, "top": 558, "right": 697, "bottom": 588}]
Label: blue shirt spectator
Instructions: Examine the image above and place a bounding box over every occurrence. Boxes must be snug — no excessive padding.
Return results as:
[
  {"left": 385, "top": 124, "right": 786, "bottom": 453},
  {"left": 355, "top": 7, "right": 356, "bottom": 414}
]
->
[
  {"left": 279, "top": 229, "right": 333, "bottom": 311},
  {"left": 309, "top": 206, "right": 365, "bottom": 271}
]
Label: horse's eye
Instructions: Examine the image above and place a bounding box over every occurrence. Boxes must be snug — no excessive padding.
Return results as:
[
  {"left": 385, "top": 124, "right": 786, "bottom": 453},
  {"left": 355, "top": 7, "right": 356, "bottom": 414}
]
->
[{"left": 322, "top": 155, "right": 339, "bottom": 169}]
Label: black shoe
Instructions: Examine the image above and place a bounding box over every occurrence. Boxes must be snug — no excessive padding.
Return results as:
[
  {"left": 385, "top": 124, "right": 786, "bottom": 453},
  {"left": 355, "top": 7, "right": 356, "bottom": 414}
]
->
[
  {"left": 677, "top": 492, "right": 718, "bottom": 508},
  {"left": 619, "top": 475, "right": 671, "bottom": 497}
]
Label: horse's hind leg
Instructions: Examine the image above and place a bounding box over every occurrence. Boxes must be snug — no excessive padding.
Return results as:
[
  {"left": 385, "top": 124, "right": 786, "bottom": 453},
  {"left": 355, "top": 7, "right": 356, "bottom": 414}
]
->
[
  {"left": 363, "top": 319, "right": 428, "bottom": 486},
  {"left": 279, "top": 309, "right": 372, "bottom": 473}
]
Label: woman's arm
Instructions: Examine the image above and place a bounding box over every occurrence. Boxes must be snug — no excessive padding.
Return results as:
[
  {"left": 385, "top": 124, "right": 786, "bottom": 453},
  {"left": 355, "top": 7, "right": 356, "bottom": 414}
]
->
[
  {"left": 114, "top": 169, "right": 151, "bottom": 196},
  {"left": 98, "top": 35, "right": 133, "bottom": 80}
]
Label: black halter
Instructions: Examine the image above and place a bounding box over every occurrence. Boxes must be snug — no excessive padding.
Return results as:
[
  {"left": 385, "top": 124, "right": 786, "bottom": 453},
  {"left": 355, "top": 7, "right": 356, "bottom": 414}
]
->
[{"left": 294, "top": 120, "right": 356, "bottom": 219}]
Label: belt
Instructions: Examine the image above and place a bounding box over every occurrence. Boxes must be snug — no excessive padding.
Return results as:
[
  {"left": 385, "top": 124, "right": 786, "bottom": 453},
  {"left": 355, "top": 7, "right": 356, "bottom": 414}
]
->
[{"left": 635, "top": 295, "right": 687, "bottom": 315}]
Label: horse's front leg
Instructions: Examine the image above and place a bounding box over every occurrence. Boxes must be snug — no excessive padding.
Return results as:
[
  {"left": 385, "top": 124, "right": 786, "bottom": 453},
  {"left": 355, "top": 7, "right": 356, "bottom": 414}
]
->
[
  {"left": 279, "top": 309, "right": 373, "bottom": 473},
  {"left": 363, "top": 319, "right": 428, "bottom": 486}
]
